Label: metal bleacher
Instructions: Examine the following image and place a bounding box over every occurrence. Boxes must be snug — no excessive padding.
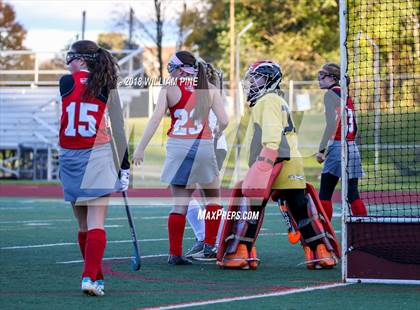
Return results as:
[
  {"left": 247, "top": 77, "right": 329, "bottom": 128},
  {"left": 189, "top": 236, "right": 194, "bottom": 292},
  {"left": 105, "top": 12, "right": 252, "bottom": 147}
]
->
[{"left": 0, "top": 87, "right": 60, "bottom": 180}]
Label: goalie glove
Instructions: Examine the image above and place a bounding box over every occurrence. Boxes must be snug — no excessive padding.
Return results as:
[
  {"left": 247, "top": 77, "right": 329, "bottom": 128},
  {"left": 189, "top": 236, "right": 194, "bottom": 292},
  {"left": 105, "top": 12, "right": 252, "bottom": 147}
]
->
[{"left": 119, "top": 169, "right": 130, "bottom": 192}]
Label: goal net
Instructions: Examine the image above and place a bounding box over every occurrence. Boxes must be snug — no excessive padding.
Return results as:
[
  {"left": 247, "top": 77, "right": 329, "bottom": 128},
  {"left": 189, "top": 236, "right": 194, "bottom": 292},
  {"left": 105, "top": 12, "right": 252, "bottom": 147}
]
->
[{"left": 341, "top": 0, "right": 420, "bottom": 283}]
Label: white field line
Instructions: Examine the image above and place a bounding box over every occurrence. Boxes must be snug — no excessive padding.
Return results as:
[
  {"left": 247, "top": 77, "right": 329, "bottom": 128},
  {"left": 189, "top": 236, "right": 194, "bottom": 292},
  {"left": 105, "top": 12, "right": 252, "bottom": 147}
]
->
[
  {"left": 0, "top": 201, "right": 173, "bottom": 209},
  {"left": 0, "top": 207, "right": 35, "bottom": 210},
  {"left": 24, "top": 222, "right": 51, "bottom": 226},
  {"left": 0, "top": 216, "right": 167, "bottom": 225},
  {"left": 0, "top": 232, "right": 292, "bottom": 250},
  {"left": 0, "top": 198, "right": 64, "bottom": 204},
  {"left": 1, "top": 237, "right": 192, "bottom": 250},
  {"left": 57, "top": 254, "right": 167, "bottom": 264},
  {"left": 141, "top": 283, "right": 352, "bottom": 309},
  {"left": 0, "top": 219, "right": 71, "bottom": 224}
]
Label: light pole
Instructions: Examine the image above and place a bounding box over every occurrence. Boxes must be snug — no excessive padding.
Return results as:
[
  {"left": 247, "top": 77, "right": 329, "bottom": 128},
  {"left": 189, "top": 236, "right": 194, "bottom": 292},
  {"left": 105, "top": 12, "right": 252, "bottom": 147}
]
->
[
  {"left": 234, "top": 22, "right": 253, "bottom": 182},
  {"left": 81, "top": 11, "right": 86, "bottom": 40},
  {"left": 235, "top": 22, "right": 253, "bottom": 106}
]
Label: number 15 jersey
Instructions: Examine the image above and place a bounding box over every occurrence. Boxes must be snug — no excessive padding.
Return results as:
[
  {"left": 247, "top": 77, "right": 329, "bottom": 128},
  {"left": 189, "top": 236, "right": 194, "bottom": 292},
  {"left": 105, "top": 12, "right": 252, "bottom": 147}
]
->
[{"left": 59, "top": 70, "right": 111, "bottom": 149}]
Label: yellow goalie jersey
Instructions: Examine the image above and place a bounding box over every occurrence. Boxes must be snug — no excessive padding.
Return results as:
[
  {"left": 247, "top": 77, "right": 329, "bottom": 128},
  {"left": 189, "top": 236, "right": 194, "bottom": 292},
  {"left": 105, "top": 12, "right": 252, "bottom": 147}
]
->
[{"left": 248, "top": 92, "right": 306, "bottom": 190}]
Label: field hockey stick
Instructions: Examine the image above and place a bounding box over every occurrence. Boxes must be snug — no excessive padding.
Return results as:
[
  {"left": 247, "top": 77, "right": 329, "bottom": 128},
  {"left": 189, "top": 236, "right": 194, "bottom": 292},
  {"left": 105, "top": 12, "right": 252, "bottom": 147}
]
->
[
  {"left": 121, "top": 190, "right": 141, "bottom": 271},
  {"left": 276, "top": 198, "right": 301, "bottom": 244},
  {"left": 108, "top": 120, "right": 141, "bottom": 271}
]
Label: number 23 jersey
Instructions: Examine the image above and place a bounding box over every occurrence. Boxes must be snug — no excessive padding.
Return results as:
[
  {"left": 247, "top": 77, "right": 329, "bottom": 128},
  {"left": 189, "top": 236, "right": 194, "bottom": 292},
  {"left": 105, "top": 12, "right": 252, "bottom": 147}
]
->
[
  {"left": 167, "top": 80, "right": 212, "bottom": 140},
  {"left": 331, "top": 86, "right": 356, "bottom": 142},
  {"left": 59, "top": 70, "right": 111, "bottom": 149}
]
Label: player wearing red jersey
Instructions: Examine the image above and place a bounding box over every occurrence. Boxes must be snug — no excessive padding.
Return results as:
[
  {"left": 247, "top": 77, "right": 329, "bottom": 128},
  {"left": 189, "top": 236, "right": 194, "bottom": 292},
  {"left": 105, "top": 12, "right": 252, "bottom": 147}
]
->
[
  {"left": 59, "top": 40, "right": 129, "bottom": 296},
  {"left": 185, "top": 62, "right": 228, "bottom": 260},
  {"left": 132, "top": 51, "right": 229, "bottom": 265},
  {"left": 316, "top": 63, "right": 367, "bottom": 220}
]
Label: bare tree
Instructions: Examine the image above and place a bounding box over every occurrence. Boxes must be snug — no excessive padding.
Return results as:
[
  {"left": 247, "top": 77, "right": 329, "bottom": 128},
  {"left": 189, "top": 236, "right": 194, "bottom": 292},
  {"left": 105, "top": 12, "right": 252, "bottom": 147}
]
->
[
  {"left": 115, "top": 1, "right": 166, "bottom": 79},
  {"left": 154, "top": 0, "right": 163, "bottom": 79}
]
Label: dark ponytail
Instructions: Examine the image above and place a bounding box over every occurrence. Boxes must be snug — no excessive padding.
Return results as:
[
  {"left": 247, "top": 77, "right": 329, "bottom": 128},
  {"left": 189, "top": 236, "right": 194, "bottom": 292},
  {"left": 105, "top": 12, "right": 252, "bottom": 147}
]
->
[
  {"left": 175, "top": 51, "right": 210, "bottom": 121},
  {"left": 70, "top": 40, "right": 119, "bottom": 99},
  {"left": 205, "top": 63, "right": 222, "bottom": 90},
  {"left": 194, "top": 61, "right": 210, "bottom": 121}
]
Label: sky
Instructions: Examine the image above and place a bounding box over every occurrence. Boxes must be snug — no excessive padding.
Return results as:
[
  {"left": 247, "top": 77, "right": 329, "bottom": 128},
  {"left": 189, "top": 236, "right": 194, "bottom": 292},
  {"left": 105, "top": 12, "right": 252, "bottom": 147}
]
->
[{"left": 6, "top": 0, "right": 201, "bottom": 52}]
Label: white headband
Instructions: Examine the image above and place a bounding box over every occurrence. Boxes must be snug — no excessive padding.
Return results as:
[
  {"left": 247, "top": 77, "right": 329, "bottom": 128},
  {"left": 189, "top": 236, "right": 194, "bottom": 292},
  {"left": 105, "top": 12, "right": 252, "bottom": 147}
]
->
[{"left": 169, "top": 54, "right": 198, "bottom": 75}]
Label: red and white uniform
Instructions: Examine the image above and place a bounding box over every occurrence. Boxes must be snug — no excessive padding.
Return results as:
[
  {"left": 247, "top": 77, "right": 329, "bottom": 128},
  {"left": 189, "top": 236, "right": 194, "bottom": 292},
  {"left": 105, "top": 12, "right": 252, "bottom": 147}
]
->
[
  {"left": 331, "top": 86, "right": 356, "bottom": 142},
  {"left": 59, "top": 71, "right": 111, "bottom": 149},
  {"left": 167, "top": 80, "right": 212, "bottom": 140}
]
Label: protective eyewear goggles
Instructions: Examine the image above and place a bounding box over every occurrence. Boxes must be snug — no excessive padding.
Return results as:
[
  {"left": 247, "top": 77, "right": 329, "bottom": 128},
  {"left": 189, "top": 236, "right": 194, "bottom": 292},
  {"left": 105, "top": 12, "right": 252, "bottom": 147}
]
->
[
  {"left": 66, "top": 51, "right": 97, "bottom": 65},
  {"left": 167, "top": 62, "right": 196, "bottom": 74},
  {"left": 318, "top": 71, "right": 336, "bottom": 80}
]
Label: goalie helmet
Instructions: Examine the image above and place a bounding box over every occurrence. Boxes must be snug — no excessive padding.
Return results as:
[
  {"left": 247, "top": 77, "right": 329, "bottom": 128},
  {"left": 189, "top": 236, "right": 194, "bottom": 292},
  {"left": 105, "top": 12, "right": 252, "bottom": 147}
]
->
[{"left": 243, "top": 60, "right": 282, "bottom": 107}]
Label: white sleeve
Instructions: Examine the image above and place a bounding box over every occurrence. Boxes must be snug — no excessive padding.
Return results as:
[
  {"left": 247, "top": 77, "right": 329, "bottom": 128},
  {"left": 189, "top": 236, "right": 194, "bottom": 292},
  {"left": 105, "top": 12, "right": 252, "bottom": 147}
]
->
[
  {"left": 208, "top": 110, "right": 217, "bottom": 133},
  {"left": 216, "top": 133, "right": 228, "bottom": 151},
  {"left": 209, "top": 108, "right": 227, "bottom": 151}
]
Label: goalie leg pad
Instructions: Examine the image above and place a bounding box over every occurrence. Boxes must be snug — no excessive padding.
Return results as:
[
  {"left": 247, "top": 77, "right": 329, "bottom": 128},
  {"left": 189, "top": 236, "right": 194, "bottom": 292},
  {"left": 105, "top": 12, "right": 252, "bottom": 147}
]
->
[
  {"left": 216, "top": 182, "right": 251, "bottom": 260},
  {"left": 276, "top": 185, "right": 340, "bottom": 268},
  {"left": 282, "top": 184, "right": 340, "bottom": 259},
  {"left": 217, "top": 181, "right": 266, "bottom": 269},
  {"left": 306, "top": 183, "right": 340, "bottom": 259}
]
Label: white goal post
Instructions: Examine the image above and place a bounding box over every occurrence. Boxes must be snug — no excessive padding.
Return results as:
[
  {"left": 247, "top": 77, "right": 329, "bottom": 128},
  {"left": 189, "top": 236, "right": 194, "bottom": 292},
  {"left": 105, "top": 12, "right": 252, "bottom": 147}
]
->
[{"left": 339, "top": 0, "right": 420, "bottom": 285}]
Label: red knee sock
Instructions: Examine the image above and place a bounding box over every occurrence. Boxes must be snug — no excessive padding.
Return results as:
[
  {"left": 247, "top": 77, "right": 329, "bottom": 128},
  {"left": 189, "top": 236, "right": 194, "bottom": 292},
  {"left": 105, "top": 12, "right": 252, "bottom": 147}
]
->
[
  {"left": 168, "top": 213, "right": 186, "bottom": 257},
  {"left": 204, "top": 204, "right": 223, "bottom": 246},
  {"left": 320, "top": 200, "right": 333, "bottom": 221},
  {"left": 350, "top": 198, "right": 367, "bottom": 216},
  {"left": 77, "top": 231, "right": 87, "bottom": 257},
  {"left": 78, "top": 231, "right": 104, "bottom": 280},
  {"left": 82, "top": 229, "right": 106, "bottom": 281}
]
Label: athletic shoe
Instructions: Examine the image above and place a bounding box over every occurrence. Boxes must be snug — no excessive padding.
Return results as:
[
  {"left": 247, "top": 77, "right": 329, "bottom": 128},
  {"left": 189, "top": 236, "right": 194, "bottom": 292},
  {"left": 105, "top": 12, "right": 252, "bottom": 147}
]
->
[
  {"left": 167, "top": 255, "right": 192, "bottom": 265},
  {"left": 185, "top": 240, "right": 204, "bottom": 258},
  {"left": 81, "top": 277, "right": 104, "bottom": 296},
  {"left": 303, "top": 246, "right": 316, "bottom": 270},
  {"left": 315, "top": 244, "right": 336, "bottom": 269},
  {"left": 94, "top": 279, "right": 105, "bottom": 292},
  {"left": 191, "top": 243, "right": 217, "bottom": 261}
]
